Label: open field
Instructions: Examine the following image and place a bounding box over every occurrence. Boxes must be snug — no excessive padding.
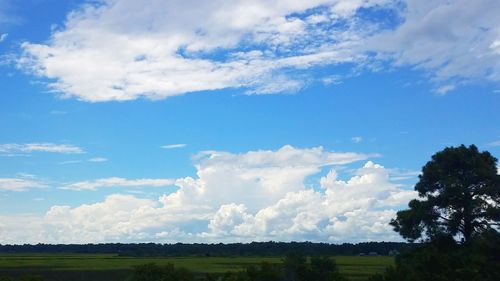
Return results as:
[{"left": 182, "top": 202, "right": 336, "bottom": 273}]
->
[{"left": 0, "top": 254, "right": 394, "bottom": 281}]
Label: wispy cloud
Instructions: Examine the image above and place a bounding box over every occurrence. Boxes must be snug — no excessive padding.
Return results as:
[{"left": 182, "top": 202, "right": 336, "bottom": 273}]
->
[
  {"left": 486, "top": 140, "right": 500, "bottom": 147},
  {"left": 88, "top": 157, "right": 108, "bottom": 162},
  {"left": 58, "top": 160, "right": 83, "bottom": 165},
  {"left": 60, "top": 157, "right": 108, "bottom": 165},
  {"left": 64, "top": 177, "right": 175, "bottom": 191},
  {"left": 434, "top": 84, "right": 456, "bottom": 96},
  {"left": 0, "top": 33, "right": 7, "bottom": 42},
  {"left": 388, "top": 168, "right": 421, "bottom": 181},
  {"left": 49, "top": 110, "right": 67, "bottom": 115},
  {"left": 351, "top": 136, "right": 363, "bottom": 143},
  {"left": 161, "top": 144, "right": 187, "bottom": 149},
  {"left": 0, "top": 178, "right": 45, "bottom": 191},
  {"left": 0, "top": 143, "right": 84, "bottom": 154},
  {"left": 321, "top": 76, "right": 342, "bottom": 86},
  {"left": 17, "top": 0, "right": 499, "bottom": 102}
]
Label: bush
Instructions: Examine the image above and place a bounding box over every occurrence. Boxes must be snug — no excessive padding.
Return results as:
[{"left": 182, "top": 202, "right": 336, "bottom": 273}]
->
[{"left": 128, "top": 263, "right": 194, "bottom": 281}]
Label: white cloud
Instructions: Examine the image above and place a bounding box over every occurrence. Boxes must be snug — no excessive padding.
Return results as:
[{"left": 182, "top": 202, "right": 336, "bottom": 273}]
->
[
  {"left": 0, "top": 33, "right": 7, "bottom": 42},
  {"left": 368, "top": 0, "right": 500, "bottom": 85},
  {"left": 0, "top": 178, "right": 45, "bottom": 191},
  {"left": 59, "top": 160, "right": 83, "bottom": 165},
  {"left": 16, "top": 0, "right": 499, "bottom": 102},
  {"left": 0, "top": 215, "right": 46, "bottom": 244},
  {"left": 88, "top": 157, "right": 108, "bottom": 162},
  {"left": 0, "top": 143, "right": 84, "bottom": 154},
  {"left": 351, "top": 136, "right": 363, "bottom": 143},
  {"left": 487, "top": 140, "right": 500, "bottom": 147},
  {"left": 388, "top": 168, "right": 420, "bottom": 181},
  {"left": 49, "top": 110, "right": 67, "bottom": 115},
  {"left": 160, "top": 145, "right": 372, "bottom": 212},
  {"left": 161, "top": 144, "right": 186, "bottom": 149},
  {"left": 434, "top": 84, "right": 456, "bottom": 95},
  {"left": 0, "top": 0, "right": 21, "bottom": 27},
  {"left": 0, "top": 145, "right": 417, "bottom": 243},
  {"left": 322, "top": 75, "right": 343, "bottom": 85},
  {"left": 64, "top": 177, "right": 175, "bottom": 191},
  {"left": 17, "top": 0, "right": 391, "bottom": 102},
  {"left": 59, "top": 157, "right": 108, "bottom": 164}
]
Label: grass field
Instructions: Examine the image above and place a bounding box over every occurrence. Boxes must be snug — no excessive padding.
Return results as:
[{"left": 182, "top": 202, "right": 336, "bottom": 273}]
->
[{"left": 0, "top": 254, "right": 394, "bottom": 281}]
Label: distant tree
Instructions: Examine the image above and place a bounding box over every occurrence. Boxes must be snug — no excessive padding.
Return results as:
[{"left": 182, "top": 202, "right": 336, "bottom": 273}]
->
[
  {"left": 282, "top": 253, "right": 347, "bottom": 281},
  {"left": 129, "top": 263, "right": 194, "bottom": 281},
  {"left": 390, "top": 145, "right": 499, "bottom": 242},
  {"left": 246, "top": 262, "right": 280, "bottom": 281},
  {"left": 282, "top": 253, "right": 308, "bottom": 281},
  {"left": 309, "top": 256, "right": 347, "bottom": 281}
]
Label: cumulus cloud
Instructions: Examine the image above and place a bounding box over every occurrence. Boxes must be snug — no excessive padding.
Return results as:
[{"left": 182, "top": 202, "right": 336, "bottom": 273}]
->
[
  {"left": 0, "top": 145, "right": 417, "bottom": 243},
  {"left": 160, "top": 145, "right": 373, "bottom": 212},
  {"left": 0, "top": 143, "right": 84, "bottom": 154},
  {"left": 0, "top": 178, "right": 45, "bottom": 191},
  {"left": 64, "top": 177, "right": 175, "bottom": 191}
]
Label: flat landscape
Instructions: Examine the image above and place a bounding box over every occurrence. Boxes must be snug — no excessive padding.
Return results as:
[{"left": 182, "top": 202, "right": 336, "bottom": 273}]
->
[{"left": 0, "top": 254, "right": 394, "bottom": 281}]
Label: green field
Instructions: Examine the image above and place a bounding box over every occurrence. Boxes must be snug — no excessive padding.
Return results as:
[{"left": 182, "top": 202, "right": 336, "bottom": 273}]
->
[{"left": 0, "top": 254, "right": 394, "bottom": 281}]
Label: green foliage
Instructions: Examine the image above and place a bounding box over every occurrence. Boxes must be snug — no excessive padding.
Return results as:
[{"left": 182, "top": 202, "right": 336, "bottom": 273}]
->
[
  {"left": 128, "top": 263, "right": 194, "bottom": 281},
  {"left": 368, "top": 231, "right": 500, "bottom": 281},
  {"left": 202, "top": 254, "right": 348, "bottom": 281},
  {"left": 20, "top": 277, "right": 45, "bottom": 281},
  {"left": 247, "top": 262, "right": 281, "bottom": 281},
  {"left": 281, "top": 254, "right": 346, "bottom": 281},
  {"left": 282, "top": 253, "right": 308, "bottom": 281},
  {"left": 375, "top": 145, "right": 500, "bottom": 281},
  {"left": 391, "top": 144, "right": 499, "bottom": 242},
  {"left": 309, "top": 256, "right": 347, "bottom": 281},
  {"left": 0, "top": 254, "right": 393, "bottom": 280},
  {"left": 0, "top": 276, "right": 44, "bottom": 281}
]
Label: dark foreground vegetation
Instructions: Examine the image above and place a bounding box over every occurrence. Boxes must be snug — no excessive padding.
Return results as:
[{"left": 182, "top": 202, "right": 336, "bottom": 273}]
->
[
  {"left": 371, "top": 145, "right": 500, "bottom": 281},
  {"left": 128, "top": 254, "right": 347, "bottom": 281},
  {"left": 0, "top": 144, "right": 498, "bottom": 281},
  {"left": 368, "top": 231, "right": 500, "bottom": 281}
]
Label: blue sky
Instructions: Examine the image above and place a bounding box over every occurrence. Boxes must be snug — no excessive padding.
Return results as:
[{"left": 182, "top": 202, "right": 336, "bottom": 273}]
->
[{"left": 0, "top": 0, "right": 499, "bottom": 244}]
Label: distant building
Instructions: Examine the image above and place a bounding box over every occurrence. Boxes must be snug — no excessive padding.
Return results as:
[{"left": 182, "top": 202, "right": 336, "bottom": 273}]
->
[
  {"left": 368, "top": 252, "right": 378, "bottom": 256},
  {"left": 388, "top": 250, "right": 400, "bottom": 256}
]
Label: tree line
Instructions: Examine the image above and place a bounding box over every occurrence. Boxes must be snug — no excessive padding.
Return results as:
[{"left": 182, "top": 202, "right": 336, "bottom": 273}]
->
[{"left": 0, "top": 241, "right": 412, "bottom": 257}]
